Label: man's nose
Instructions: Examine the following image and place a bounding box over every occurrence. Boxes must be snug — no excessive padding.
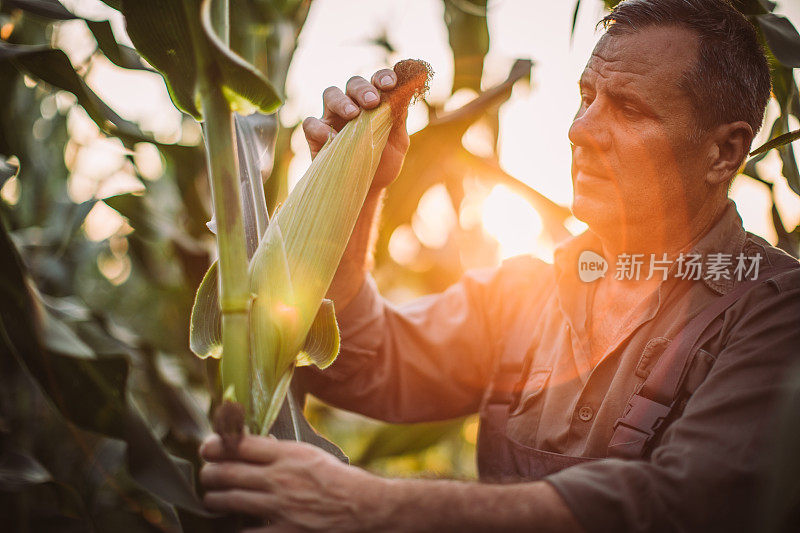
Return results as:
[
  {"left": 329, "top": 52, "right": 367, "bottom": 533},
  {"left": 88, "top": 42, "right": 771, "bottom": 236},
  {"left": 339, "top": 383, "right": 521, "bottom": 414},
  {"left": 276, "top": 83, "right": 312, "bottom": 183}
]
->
[{"left": 568, "top": 101, "right": 611, "bottom": 152}]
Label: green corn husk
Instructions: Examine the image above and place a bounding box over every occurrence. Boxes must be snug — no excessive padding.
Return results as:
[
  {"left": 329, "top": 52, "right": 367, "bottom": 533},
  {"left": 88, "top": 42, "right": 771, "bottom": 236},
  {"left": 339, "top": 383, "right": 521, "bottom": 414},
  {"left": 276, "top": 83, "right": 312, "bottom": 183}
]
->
[
  {"left": 246, "top": 104, "right": 391, "bottom": 431},
  {"left": 210, "top": 60, "right": 432, "bottom": 433}
]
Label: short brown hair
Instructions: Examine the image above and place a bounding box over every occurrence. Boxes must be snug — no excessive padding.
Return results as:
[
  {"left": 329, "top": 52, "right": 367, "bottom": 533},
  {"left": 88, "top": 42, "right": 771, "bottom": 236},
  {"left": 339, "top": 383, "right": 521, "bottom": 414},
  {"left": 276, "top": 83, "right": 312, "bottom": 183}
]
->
[{"left": 601, "top": 0, "right": 771, "bottom": 137}]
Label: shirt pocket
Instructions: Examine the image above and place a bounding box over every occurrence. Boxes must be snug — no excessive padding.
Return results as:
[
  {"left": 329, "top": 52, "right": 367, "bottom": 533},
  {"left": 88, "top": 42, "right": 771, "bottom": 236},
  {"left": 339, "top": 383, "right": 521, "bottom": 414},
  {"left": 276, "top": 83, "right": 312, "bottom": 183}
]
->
[{"left": 509, "top": 366, "right": 552, "bottom": 417}]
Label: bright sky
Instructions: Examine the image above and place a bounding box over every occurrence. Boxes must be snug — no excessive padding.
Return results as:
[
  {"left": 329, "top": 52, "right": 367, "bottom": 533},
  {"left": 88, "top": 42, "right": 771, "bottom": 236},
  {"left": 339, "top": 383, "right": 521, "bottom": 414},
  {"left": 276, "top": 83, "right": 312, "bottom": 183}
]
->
[{"left": 39, "top": 0, "right": 800, "bottom": 264}]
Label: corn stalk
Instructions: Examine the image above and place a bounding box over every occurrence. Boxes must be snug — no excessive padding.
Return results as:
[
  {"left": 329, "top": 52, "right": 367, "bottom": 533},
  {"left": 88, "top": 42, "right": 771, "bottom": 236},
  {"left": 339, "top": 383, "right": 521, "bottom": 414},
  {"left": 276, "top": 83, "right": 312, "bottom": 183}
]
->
[{"left": 180, "top": 0, "right": 254, "bottom": 426}]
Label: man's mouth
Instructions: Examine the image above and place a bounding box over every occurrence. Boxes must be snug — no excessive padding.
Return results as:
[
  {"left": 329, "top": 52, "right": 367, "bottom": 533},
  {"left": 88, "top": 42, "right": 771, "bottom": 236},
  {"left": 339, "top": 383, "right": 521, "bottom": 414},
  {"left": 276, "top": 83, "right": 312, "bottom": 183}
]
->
[{"left": 574, "top": 166, "right": 609, "bottom": 181}]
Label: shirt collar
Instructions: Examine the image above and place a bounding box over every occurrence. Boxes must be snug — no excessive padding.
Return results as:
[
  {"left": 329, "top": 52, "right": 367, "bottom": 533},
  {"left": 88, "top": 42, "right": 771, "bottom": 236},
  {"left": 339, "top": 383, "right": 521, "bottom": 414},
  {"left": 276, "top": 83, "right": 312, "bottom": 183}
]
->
[{"left": 553, "top": 199, "right": 748, "bottom": 295}]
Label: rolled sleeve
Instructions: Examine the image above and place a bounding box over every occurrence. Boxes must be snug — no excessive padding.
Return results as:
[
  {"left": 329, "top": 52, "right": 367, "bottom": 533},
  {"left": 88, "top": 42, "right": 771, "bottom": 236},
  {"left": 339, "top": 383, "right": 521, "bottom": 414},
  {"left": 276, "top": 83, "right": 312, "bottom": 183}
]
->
[
  {"left": 545, "top": 276, "right": 800, "bottom": 533},
  {"left": 298, "top": 256, "right": 550, "bottom": 423}
]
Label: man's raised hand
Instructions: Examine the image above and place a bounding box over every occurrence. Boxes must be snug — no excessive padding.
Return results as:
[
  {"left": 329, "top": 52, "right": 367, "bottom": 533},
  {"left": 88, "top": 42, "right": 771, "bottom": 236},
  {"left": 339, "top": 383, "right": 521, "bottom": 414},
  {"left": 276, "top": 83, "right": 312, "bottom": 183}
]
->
[{"left": 302, "top": 68, "right": 410, "bottom": 192}]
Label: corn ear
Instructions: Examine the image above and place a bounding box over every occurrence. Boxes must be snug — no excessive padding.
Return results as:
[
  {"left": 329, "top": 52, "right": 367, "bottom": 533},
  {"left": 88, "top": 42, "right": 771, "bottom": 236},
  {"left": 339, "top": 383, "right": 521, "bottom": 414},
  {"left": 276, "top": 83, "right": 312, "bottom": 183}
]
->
[{"left": 247, "top": 103, "right": 393, "bottom": 431}]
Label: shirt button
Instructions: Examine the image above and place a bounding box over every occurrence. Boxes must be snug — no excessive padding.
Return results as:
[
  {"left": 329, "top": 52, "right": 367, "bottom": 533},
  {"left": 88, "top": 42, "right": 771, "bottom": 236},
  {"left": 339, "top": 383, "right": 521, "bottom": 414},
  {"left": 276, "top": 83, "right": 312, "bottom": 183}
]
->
[{"left": 578, "top": 406, "right": 594, "bottom": 422}]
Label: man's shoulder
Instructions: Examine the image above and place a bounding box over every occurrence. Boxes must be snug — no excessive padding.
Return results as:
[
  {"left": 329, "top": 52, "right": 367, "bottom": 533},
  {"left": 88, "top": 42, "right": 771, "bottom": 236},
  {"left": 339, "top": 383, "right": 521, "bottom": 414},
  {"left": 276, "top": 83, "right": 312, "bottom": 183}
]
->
[
  {"left": 742, "top": 231, "right": 800, "bottom": 292},
  {"left": 498, "top": 254, "right": 555, "bottom": 276},
  {"left": 488, "top": 254, "right": 556, "bottom": 293},
  {"left": 714, "top": 233, "right": 800, "bottom": 351},
  {"left": 460, "top": 254, "right": 556, "bottom": 313}
]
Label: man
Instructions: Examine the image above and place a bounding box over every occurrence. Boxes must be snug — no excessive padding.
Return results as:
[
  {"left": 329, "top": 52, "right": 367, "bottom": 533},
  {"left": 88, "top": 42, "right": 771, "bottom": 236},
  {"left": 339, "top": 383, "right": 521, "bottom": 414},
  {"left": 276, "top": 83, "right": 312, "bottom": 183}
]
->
[{"left": 198, "top": 0, "right": 800, "bottom": 531}]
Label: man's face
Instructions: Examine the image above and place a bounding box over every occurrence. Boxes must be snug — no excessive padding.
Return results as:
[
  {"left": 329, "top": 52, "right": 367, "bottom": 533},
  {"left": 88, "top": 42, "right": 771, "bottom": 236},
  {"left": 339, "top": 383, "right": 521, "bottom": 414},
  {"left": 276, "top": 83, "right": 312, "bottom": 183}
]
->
[{"left": 569, "top": 25, "right": 709, "bottom": 241}]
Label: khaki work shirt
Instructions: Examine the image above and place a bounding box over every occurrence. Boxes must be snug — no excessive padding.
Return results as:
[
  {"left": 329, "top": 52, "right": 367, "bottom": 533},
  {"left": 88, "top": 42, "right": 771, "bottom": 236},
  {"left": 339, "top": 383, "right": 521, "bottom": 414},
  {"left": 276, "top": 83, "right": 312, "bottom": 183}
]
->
[{"left": 299, "top": 199, "right": 800, "bottom": 531}]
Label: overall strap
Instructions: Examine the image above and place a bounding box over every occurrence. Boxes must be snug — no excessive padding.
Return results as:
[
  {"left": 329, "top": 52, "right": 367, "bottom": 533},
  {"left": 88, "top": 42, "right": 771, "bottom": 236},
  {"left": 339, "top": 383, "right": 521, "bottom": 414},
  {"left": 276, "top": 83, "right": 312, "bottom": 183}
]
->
[{"left": 608, "top": 263, "right": 798, "bottom": 459}]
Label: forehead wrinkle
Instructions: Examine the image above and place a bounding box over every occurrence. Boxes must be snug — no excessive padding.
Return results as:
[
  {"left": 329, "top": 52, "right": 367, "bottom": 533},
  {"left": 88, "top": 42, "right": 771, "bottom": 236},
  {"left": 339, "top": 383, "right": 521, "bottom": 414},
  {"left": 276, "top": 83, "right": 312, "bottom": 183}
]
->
[{"left": 581, "top": 46, "right": 690, "bottom": 104}]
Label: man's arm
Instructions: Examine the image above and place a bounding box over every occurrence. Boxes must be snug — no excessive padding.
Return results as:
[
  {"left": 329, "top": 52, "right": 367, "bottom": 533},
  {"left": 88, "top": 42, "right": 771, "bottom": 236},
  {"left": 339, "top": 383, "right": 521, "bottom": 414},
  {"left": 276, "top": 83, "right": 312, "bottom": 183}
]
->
[
  {"left": 198, "top": 270, "right": 800, "bottom": 531},
  {"left": 199, "top": 434, "right": 584, "bottom": 533},
  {"left": 297, "top": 68, "right": 554, "bottom": 423}
]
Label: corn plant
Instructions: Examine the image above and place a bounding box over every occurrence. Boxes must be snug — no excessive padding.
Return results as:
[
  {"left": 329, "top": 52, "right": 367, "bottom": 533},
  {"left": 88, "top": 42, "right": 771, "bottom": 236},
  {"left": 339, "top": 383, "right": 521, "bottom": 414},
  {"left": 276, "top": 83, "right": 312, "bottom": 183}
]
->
[{"left": 102, "top": 0, "right": 433, "bottom": 438}]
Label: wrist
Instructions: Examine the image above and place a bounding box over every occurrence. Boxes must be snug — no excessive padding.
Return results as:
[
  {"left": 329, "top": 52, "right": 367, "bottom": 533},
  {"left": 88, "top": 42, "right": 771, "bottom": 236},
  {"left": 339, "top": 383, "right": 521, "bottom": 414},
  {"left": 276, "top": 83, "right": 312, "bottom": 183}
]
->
[{"left": 361, "top": 476, "right": 412, "bottom": 532}]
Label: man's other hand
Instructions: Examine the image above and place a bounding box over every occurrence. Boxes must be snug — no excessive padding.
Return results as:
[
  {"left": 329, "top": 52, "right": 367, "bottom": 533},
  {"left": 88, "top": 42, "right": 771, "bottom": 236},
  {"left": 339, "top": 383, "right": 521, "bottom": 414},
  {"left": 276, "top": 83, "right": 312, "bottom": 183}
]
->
[
  {"left": 199, "top": 434, "right": 393, "bottom": 532},
  {"left": 302, "top": 68, "right": 410, "bottom": 192}
]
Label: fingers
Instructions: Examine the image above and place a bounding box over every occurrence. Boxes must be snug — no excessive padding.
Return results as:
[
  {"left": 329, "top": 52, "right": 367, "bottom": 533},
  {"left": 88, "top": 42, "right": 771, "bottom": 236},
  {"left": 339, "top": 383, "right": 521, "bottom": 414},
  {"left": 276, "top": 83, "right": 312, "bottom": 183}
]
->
[
  {"left": 345, "top": 76, "right": 380, "bottom": 109},
  {"left": 201, "top": 434, "right": 285, "bottom": 464},
  {"left": 203, "top": 488, "right": 277, "bottom": 517},
  {"left": 320, "top": 70, "right": 396, "bottom": 126},
  {"left": 321, "top": 85, "right": 358, "bottom": 128},
  {"left": 200, "top": 461, "right": 271, "bottom": 491},
  {"left": 304, "top": 68, "right": 399, "bottom": 159},
  {"left": 371, "top": 68, "right": 397, "bottom": 92},
  {"left": 302, "top": 117, "right": 334, "bottom": 157}
]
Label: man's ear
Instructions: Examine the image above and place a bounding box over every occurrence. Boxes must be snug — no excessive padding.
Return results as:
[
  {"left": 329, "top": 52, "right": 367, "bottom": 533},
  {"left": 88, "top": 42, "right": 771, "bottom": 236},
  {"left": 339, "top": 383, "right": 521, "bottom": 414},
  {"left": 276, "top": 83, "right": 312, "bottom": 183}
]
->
[{"left": 705, "top": 121, "right": 753, "bottom": 186}]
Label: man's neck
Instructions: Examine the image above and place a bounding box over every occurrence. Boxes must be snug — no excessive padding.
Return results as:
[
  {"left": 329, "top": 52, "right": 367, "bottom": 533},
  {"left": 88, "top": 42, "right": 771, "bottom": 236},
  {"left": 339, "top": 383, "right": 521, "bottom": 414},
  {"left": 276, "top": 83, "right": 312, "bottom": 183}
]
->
[{"left": 597, "top": 199, "right": 727, "bottom": 266}]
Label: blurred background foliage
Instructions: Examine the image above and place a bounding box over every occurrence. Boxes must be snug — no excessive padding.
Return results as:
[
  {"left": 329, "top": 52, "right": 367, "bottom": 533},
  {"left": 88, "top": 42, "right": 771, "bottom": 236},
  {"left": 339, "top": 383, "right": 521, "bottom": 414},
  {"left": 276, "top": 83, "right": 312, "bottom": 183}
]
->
[{"left": 0, "top": 0, "right": 799, "bottom": 530}]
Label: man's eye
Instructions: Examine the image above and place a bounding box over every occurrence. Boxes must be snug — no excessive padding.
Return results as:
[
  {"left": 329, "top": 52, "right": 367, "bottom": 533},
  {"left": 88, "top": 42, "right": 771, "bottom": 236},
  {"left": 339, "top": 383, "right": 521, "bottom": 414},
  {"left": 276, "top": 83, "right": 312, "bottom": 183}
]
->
[
  {"left": 581, "top": 93, "right": 594, "bottom": 106},
  {"left": 621, "top": 105, "right": 642, "bottom": 118}
]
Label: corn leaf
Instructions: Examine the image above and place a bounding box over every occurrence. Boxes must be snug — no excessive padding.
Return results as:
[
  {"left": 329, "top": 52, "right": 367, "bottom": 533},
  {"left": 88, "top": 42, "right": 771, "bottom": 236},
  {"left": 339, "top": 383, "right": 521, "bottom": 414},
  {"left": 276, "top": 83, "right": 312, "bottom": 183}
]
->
[
  {"left": 191, "top": 260, "right": 339, "bottom": 369},
  {"left": 189, "top": 261, "right": 222, "bottom": 359},
  {"left": 85, "top": 19, "right": 153, "bottom": 72},
  {"left": 118, "top": 0, "right": 281, "bottom": 118},
  {"left": 4, "top": 0, "right": 76, "bottom": 20},
  {"left": 750, "top": 128, "right": 800, "bottom": 157},
  {"left": 0, "top": 42, "right": 166, "bottom": 147},
  {"left": 757, "top": 14, "right": 800, "bottom": 68},
  {"left": 0, "top": 218, "right": 209, "bottom": 516},
  {"left": 255, "top": 366, "right": 294, "bottom": 436},
  {"left": 268, "top": 384, "right": 348, "bottom": 460},
  {"left": 296, "top": 299, "right": 339, "bottom": 370},
  {"left": 0, "top": 155, "right": 19, "bottom": 189}
]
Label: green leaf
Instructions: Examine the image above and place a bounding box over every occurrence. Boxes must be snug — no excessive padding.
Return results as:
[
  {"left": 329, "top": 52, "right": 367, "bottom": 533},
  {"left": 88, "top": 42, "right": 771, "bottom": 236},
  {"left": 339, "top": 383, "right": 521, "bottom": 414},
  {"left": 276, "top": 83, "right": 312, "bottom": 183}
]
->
[
  {"left": 0, "top": 449, "right": 52, "bottom": 491},
  {"left": 0, "top": 216, "right": 210, "bottom": 516},
  {"left": 779, "top": 142, "right": 800, "bottom": 196},
  {"left": 58, "top": 198, "right": 96, "bottom": 253},
  {"left": 118, "top": 0, "right": 282, "bottom": 118},
  {"left": 296, "top": 298, "right": 339, "bottom": 370},
  {"left": 0, "top": 42, "right": 164, "bottom": 147},
  {"left": 200, "top": 0, "right": 282, "bottom": 115},
  {"left": 6, "top": 0, "right": 152, "bottom": 73},
  {"left": 355, "top": 419, "right": 465, "bottom": 466},
  {"left": 570, "top": 0, "right": 581, "bottom": 42},
  {"left": 444, "top": 0, "right": 489, "bottom": 93},
  {"left": 0, "top": 154, "right": 19, "bottom": 189},
  {"left": 189, "top": 260, "right": 222, "bottom": 359},
  {"left": 757, "top": 14, "right": 800, "bottom": 68},
  {"left": 38, "top": 301, "right": 94, "bottom": 358},
  {"left": 103, "top": 192, "right": 157, "bottom": 239},
  {"left": 99, "top": 0, "right": 122, "bottom": 10},
  {"left": 269, "top": 385, "right": 349, "bottom": 462},
  {"left": 256, "top": 366, "right": 293, "bottom": 435},
  {"left": 4, "top": 0, "right": 76, "bottom": 20},
  {"left": 750, "top": 128, "right": 800, "bottom": 156},
  {"left": 85, "top": 20, "right": 153, "bottom": 72},
  {"left": 118, "top": 0, "right": 200, "bottom": 116}
]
